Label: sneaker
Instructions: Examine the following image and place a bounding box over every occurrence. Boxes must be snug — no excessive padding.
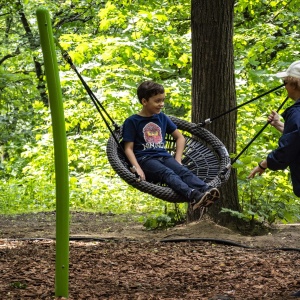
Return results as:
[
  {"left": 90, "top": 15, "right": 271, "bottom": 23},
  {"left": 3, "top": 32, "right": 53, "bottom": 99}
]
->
[
  {"left": 191, "top": 187, "right": 220, "bottom": 211},
  {"left": 206, "top": 187, "right": 220, "bottom": 206},
  {"left": 190, "top": 190, "right": 210, "bottom": 211}
]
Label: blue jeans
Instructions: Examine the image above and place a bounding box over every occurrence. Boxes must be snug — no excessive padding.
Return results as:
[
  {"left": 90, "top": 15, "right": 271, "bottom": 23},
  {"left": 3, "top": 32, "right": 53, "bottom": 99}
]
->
[{"left": 139, "top": 156, "right": 209, "bottom": 200}]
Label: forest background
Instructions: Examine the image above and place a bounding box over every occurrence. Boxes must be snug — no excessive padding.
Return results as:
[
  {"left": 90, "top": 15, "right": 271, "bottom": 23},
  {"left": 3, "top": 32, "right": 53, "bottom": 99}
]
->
[{"left": 1, "top": 0, "right": 300, "bottom": 228}]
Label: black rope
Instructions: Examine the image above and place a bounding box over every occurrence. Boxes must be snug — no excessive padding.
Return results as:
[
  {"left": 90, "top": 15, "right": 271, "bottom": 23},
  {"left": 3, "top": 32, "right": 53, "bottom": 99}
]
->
[
  {"left": 160, "top": 237, "right": 252, "bottom": 248},
  {"left": 160, "top": 238, "right": 300, "bottom": 252},
  {"left": 56, "top": 45, "right": 140, "bottom": 180},
  {"left": 62, "top": 51, "right": 119, "bottom": 134},
  {"left": 4, "top": 237, "right": 300, "bottom": 252},
  {"left": 231, "top": 95, "right": 289, "bottom": 164},
  {"left": 220, "top": 96, "right": 289, "bottom": 177},
  {"left": 199, "top": 84, "right": 285, "bottom": 127}
]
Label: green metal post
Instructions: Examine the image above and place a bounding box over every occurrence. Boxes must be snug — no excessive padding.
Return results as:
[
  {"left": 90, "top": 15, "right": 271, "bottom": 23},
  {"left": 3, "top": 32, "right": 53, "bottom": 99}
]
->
[{"left": 36, "top": 8, "right": 70, "bottom": 298}]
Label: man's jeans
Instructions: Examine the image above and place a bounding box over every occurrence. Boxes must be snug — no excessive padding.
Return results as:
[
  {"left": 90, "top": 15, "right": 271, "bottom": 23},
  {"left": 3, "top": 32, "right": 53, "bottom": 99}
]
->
[{"left": 139, "top": 156, "right": 208, "bottom": 201}]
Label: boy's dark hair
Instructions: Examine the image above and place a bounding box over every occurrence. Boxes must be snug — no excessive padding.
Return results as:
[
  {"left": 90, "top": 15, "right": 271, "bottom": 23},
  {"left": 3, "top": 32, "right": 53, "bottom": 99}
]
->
[{"left": 137, "top": 81, "right": 164, "bottom": 103}]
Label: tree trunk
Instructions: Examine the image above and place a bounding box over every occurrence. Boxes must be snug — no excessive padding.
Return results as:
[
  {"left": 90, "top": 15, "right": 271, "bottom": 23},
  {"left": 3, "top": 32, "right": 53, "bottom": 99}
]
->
[{"left": 190, "top": 0, "right": 240, "bottom": 225}]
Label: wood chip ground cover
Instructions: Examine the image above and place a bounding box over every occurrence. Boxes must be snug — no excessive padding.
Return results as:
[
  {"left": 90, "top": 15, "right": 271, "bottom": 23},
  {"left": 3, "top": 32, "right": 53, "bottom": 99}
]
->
[
  {"left": 0, "top": 212, "right": 300, "bottom": 299},
  {"left": 0, "top": 239, "right": 299, "bottom": 299}
]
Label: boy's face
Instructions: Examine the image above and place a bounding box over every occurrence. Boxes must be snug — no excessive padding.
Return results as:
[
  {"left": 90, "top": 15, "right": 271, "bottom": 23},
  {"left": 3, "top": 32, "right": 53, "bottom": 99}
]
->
[{"left": 142, "top": 93, "right": 165, "bottom": 115}]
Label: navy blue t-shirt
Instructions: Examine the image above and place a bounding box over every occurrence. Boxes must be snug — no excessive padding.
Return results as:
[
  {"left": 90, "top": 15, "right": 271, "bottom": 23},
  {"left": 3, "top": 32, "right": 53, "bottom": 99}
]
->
[{"left": 122, "top": 113, "right": 177, "bottom": 160}]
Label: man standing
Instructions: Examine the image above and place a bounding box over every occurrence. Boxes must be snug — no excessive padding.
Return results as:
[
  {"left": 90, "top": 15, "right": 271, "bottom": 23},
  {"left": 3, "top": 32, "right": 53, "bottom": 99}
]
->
[{"left": 248, "top": 61, "right": 300, "bottom": 198}]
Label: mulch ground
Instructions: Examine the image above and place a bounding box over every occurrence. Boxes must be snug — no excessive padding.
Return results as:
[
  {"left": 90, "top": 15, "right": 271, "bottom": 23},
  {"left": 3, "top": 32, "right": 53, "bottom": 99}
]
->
[{"left": 0, "top": 239, "right": 299, "bottom": 299}]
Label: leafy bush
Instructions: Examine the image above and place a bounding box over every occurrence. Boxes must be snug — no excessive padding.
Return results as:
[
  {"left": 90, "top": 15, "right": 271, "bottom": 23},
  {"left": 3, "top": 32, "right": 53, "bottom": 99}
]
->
[{"left": 142, "top": 205, "right": 186, "bottom": 230}]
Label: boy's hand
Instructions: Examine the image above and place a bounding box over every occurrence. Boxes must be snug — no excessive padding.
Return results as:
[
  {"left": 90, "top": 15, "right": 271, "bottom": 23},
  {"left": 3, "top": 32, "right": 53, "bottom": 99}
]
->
[
  {"left": 137, "top": 167, "right": 146, "bottom": 181},
  {"left": 130, "top": 165, "right": 146, "bottom": 181},
  {"left": 174, "top": 157, "right": 182, "bottom": 165}
]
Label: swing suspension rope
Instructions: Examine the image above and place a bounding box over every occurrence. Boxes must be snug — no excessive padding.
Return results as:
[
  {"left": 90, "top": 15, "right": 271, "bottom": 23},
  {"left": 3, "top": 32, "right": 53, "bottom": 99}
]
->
[
  {"left": 198, "top": 83, "right": 285, "bottom": 127},
  {"left": 218, "top": 95, "right": 289, "bottom": 177},
  {"left": 58, "top": 46, "right": 287, "bottom": 186},
  {"left": 231, "top": 95, "right": 289, "bottom": 165},
  {"left": 59, "top": 50, "right": 144, "bottom": 179}
]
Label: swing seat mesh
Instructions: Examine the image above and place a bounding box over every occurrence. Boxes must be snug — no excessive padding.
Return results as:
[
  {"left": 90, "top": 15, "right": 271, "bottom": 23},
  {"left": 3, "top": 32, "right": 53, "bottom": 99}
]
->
[{"left": 106, "top": 116, "right": 231, "bottom": 203}]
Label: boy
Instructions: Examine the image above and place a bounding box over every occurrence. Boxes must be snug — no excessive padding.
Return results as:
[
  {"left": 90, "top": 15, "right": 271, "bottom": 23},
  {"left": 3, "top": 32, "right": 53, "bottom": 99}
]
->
[{"left": 122, "top": 80, "right": 220, "bottom": 211}]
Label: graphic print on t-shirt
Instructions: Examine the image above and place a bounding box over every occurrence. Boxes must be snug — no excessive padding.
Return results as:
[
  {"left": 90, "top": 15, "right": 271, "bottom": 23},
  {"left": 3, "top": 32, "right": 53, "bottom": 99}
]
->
[{"left": 142, "top": 122, "right": 165, "bottom": 150}]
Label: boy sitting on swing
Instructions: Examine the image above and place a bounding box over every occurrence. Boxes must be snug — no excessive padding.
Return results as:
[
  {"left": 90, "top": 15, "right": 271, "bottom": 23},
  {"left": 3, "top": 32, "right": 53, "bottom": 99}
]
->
[{"left": 122, "top": 80, "right": 220, "bottom": 211}]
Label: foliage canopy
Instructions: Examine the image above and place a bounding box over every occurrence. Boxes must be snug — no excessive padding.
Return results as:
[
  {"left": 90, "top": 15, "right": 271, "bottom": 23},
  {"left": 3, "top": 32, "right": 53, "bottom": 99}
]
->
[{"left": 0, "top": 0, "right": 299, "bottom": 225}]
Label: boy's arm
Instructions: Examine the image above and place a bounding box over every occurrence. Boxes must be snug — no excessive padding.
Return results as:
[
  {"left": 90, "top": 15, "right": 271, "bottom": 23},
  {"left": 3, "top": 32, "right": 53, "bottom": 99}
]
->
[
  {"left": 124, "top": 141, "right": 146, "bottom": 181},
  {"left": 171, "top": 129, "right": 185, "bottom": 164}
]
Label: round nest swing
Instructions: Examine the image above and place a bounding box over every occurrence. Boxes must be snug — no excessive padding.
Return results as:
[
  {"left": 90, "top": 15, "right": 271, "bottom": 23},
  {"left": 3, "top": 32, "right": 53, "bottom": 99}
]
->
[
  {"left": 59, "top": 48, "right": 285, "bottom": 204},
  {"left": 106, "top": 116, "right": 231, "bottom": 203}
]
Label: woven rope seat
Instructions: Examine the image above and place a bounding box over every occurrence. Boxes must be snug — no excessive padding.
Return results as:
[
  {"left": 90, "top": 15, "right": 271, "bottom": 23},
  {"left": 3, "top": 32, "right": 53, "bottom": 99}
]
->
[{"left": 106, "top": 116, "right": 231, "bottom": 203}]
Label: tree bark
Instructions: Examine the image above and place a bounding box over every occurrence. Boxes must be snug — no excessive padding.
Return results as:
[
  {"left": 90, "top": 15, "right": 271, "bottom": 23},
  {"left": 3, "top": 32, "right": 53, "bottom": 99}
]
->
[{"left": 190, "top": 0, "right": 240, "bottom": 225}]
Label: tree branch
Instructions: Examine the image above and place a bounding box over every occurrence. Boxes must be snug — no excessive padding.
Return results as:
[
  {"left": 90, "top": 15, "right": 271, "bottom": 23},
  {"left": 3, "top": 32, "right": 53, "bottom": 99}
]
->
[
  {"left": 16, "top": 0, "right": 48, "bottom": 105},
  {"left": 0, "top": 48, "right": 20, "bottom": 65},
  {"left": 54, "top": 13, "right": 93, "bottom": 28}
]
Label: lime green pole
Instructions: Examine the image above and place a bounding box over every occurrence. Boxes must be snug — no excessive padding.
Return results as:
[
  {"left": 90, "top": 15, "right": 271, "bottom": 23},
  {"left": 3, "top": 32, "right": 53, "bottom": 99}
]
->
[{"left": 36, "top": 8, "right": 69, "bottom": 298}]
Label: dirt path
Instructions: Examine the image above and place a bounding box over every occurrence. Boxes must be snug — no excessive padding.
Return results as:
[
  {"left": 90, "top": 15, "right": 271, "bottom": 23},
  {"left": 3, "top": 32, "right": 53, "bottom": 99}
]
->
[{"left": 1, "top": 211, "right": 300, "bottom": 249}]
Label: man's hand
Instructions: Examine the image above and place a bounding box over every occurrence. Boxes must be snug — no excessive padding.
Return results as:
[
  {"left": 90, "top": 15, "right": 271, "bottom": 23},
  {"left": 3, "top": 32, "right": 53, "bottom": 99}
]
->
[
  {"left": 248, "top": 165, "right": 265, "bottom": 179},
  {"left": 248, "top": 160, "right": 267, "bottom": 179},
  {"left": 268, "top": 110, "right": 284, "bottom": 133}
]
